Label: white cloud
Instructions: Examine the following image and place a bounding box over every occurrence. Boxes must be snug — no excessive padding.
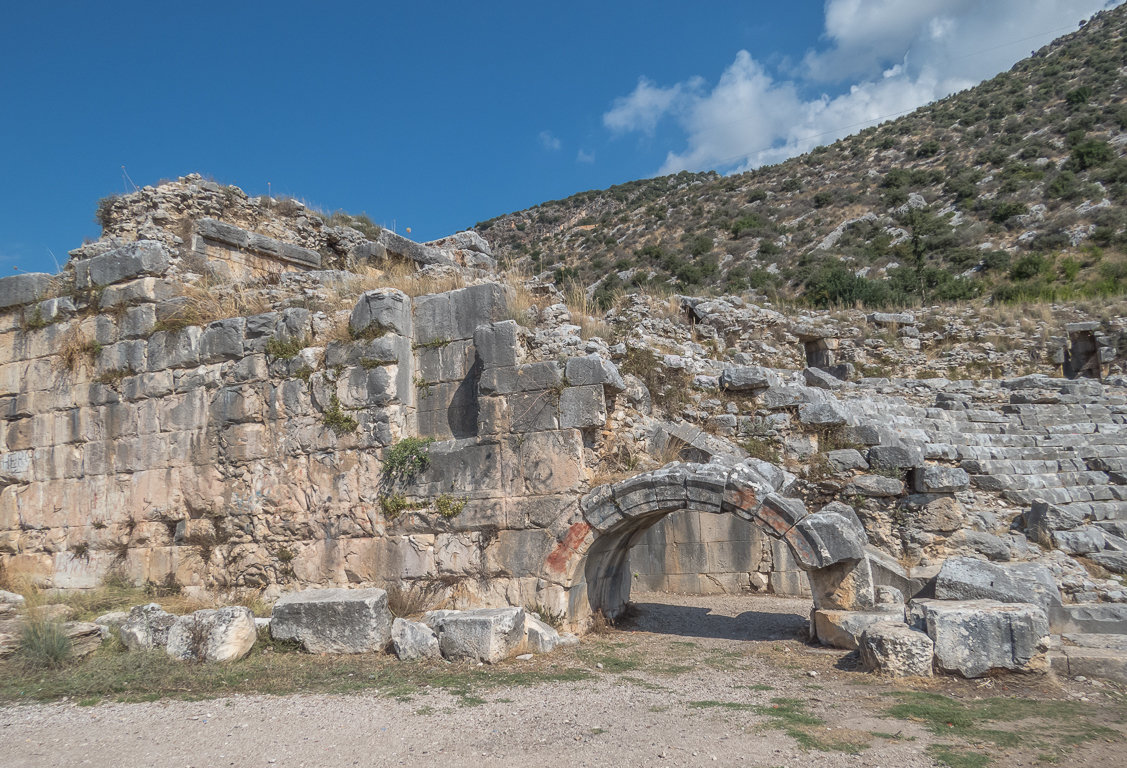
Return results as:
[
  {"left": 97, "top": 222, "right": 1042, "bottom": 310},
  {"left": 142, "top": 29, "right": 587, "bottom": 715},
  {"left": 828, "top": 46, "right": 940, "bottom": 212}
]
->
[
  {"left": 605, "top": 0, "right": 1121, "bottom": 175},
  {"left": 538, "top": 130, "right": 561, "bottom": 151},
  {"left": 577, "top": 149, "right": 595, "bottom": 163}
]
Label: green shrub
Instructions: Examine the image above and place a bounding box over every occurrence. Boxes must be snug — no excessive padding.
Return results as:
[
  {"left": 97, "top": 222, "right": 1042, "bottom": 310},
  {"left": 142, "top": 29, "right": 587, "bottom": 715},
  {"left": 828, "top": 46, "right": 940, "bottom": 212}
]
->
[
  {"left": 1072, "top": 139, "right": 1113, "bottom": 170},
  {"left": 265, "top": 336, "right": 307, "bottom": 360},
  {"left": 434, "top": 494, "right": 468, "bottom": 519},
  {"left": 990, "top": 201, "right": 1027, "bottom": 224},
  {"left": 383, "top": 437, "right": 435, "bottom": 481},
  {"left": 1009, "top": 253, "right": 1049, "bottom": 281},
  {"left": 322, "top": 395, "right": 358, "bottom": 435}
]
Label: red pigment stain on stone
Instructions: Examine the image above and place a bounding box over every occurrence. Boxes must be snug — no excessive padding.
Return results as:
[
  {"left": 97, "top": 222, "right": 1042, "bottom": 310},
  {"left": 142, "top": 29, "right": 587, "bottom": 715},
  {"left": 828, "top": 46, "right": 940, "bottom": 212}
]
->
[{"left": 546, "top": 521, "right": 591, "bottom": 573}]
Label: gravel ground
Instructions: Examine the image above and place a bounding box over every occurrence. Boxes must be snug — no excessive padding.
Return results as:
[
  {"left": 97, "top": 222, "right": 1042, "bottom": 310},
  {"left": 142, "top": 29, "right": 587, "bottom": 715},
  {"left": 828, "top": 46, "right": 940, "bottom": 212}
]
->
[{"left": 1, "top": 592, "right": 1122, "bottom": 768}]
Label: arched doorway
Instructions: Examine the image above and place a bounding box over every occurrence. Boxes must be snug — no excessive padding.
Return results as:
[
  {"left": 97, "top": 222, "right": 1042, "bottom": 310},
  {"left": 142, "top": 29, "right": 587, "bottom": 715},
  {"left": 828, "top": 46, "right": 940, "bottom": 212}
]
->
[{"left": 543, "top": 460, "right": 880, "bottom": 631}]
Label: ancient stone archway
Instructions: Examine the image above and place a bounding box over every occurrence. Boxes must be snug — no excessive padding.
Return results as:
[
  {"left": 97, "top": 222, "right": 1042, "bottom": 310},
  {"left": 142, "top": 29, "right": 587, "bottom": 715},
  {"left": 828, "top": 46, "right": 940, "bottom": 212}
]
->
[{"left": 543, "top": 460, "right": 879, "bottom": 626}]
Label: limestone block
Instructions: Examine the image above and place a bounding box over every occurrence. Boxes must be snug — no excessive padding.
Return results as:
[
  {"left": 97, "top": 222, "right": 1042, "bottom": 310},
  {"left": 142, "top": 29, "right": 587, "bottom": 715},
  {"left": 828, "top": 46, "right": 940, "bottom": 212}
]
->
[
  {"left": 524, "top": 614, "right": 560, "bottom": 653},
  {"left": 415, "top": 339, "right": 474, "bottom": 383},
  {"left": 391, "top": 617, "right": 440, "bottom": 660},
  {"left": 1051, "top": 603, "right": 1127, "bottom": 634},
  {"left": 1053, "top": 526, "right": 1104, "bottom": 555},
  {"left": 0, "top": 273, "right": 53, "bottom": 309},
  {"left": 559, "top": 385, "right": 606, "bottom": 429},
  {"left": 503, "top": 430, "right": 585, "bottom": 496},
  {"left": 433, "top": 607, "right": 526, "bottom": 663},
  {"left": 916, "top": 496, "right": 965, "bottom": 533},
  {"left": 196, "top": 218, "right": 320, "bottom": 268},
  {"left": 803, "top": 366, "right": 845, "bottom": 389},
  {"left": 814, "top": 609, "right": 902, "bottom": 650},
  {"left": 868, "top": 444, "right": 924, "bottom": 470},
  {"left": 166, "top": 606, "right": 256, "bottom": 662},
  {"left": 119, "top": 603, "right": 178, "bottom": 651},
  {"left": 808, "top": 557, "right": 876, "bottom": 611},
  {"left": 474, "top": 321, "right": 519, "bottom": 370},
  {"left": 412, "top": 438, "right": 503, "bottom": 496},
  {"left": 564, "top": 354, "right": 626, "bottom": 392},
  {"left": 760, "top": 386, "right": 823, "bottom": 409},
  {"left": 934, "top": 556, "right": 1061, "bottom": 614},
  {"left": 222, "top": 423, "right": 272, "bottom": 462},
  {"left": 412, "top": 283, "right": 508, "bottom": 344},
  {"left": 486, "top": 529, "right": 555, "bottom": 577},
  {"left": 147, "top": 327, "right": 202, "bottom": 370},
  {"left": 479, "top": 361, "right": 564, "bottom": 395},
  {"left": 912, "top": 466, "right": 970, "bottom": 493},
  {"left": 120, "top": 304, "right": 156, "bottom": 339},
  {"left": 200, "top": 318, "right": 246, "bottom": 363},
  {"left": 859, "top": 622, "right": 933, "bottom": 677},
  {"left": 270, "top": 587, "right": 392, "bottom": 654},
  {"left": 350, "top": 288, "right": 412, "bottom": 339},
  {"left": 844, "top": 475, "right": 904, "bottom": 497},
  {"left": 826, "top": 448, "right": 867, "bottom": 472},
  {"left": 797, "top": 401, "right": 849, "bottom": 427},
  {"left": 792, "top": 509, "right": 867, "bottom": 569},
  {"left": 718, "top": 366, "right": 780, "bottom": 392},
  {"left": 75, "top": 241, "right": 169, "bottom": 289},
  {"left": 99, "top": 277, "right": 180, "bottom": 308},
  {"left": 909, "top": 599, "right": 1049, "bottom": 678}
]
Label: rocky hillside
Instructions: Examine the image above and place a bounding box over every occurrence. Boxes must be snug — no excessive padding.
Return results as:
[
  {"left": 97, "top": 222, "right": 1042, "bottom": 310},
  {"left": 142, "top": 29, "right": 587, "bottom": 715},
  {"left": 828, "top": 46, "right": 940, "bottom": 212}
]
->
[{"left": 478, "top": 6, "right": 1127, "bottom": 310}]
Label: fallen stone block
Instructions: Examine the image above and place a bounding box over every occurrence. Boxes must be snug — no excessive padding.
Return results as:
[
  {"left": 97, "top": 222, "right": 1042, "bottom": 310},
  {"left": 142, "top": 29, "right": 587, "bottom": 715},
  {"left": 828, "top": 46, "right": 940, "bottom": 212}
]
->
[
  {"left": 802, "top": 366, "right": 845, "bottom": 390},
  {"left": 826, "top": 449, "right": 868, "bottom": 473},
  {"left": 719, "top": 366, "right": 780, "bottom": 392},
  {"left": 270, "top": 588, "right": 392, "bottom": 654},
  {"left": 934, "top": 556, "right": 1062, "bottom": 614},
  {"left": 432, "top": 607, "right": 526, "bottom": 663},
  {"left": 868, "top": 444, "right": 924, "bottom": 470},
  {"left": 64, "top": 622, "right": 104, "bottom": 659},
  {"left": 859, "top": 622, "right": 933, "bottom": 677},
  {"left": 119, "top": 603, "right": 178, "bottom": 651},
  {"left": 909, "top": 599, "right": 1049, "bottom": 678},
  {"left": 391, "top": 617, "right": 441, "bottom": 661},
  {"left": 166, "top": 607, "right": 257, "bottom": 662},
  {"left": 814, "top": 610, "right": 902, "bottom": 650},
  {"left": 524, "top": 614, "right": 561, "bottom": 654},
  {"left": 797, "top": 401, "right": 848, "bottom": 427}
]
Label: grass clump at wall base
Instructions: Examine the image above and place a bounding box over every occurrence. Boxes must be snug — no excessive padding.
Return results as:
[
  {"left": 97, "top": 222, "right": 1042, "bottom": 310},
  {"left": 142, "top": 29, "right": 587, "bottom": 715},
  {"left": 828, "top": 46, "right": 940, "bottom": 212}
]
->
[
  {"left": 19, "top": 617, "right": 72, "bottom": 669},
  {"left": 383, "top": 437, "right": 435, "bottom": 481},
  {"left": 322, "top": 394, "right": 358, "bottom": 435}
]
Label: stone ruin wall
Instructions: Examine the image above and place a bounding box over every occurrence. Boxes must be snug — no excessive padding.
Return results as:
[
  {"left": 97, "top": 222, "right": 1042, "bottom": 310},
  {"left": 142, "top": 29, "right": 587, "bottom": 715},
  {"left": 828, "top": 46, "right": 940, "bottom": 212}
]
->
[{"left": 4, "top": 175, "right": 1127, "bottom": 628}]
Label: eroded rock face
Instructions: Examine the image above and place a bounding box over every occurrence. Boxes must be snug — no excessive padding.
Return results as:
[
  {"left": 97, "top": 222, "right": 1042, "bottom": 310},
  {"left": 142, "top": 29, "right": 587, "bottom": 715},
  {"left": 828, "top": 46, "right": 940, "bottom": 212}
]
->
[
  {"left": 270, "top": 588, "right": 392, "bottom": 654},
  {"left": 166, "top": 606, "right": 257, "bottom": 662}
]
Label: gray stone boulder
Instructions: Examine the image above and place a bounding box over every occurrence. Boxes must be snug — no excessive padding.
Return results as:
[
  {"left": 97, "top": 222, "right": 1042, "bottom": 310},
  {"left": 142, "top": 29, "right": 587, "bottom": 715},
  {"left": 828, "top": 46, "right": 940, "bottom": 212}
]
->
[
  {"left": 1025, "top": 500, "right": 1087, "bottom": 541},
  {"left": 349, "top": 289, "right": 412, "bottom": 339},
  {"left": 166, "top": 607, "right": 257, "bottom": 662},
  {"left": 1053, "top": 526, "right": 1105, "bottom": 556},
  {"left": 93, "top": 610, "right": 129, "bottom": 640},
  {"left": 797, "top": 401, "right": 848, "bottom": 427},
  {"left": 119, "top": 603, "right": 177, "bottom": 651},
  {"left": 0, "top": 589, "right": 25, "bottom": 617},
  {"left": 524, "top": 614, "right": 561, "bottom": 654},
  {"left": 718, "top": 366, "right": 780, "bottom": 392},
  {"left": 391, "top": 617, "right": 441, "bottom": 661},
  {"left": 270, "top": 588, "right": 392, "bottom": 654},
  {"left": 431, "top": 607, "right": 526, "bottom": 663},
  {"left": 912, "top": 466, "right": 970, "bottom": 493},
  {"left": 859, "top": 622, "right": 933, "bottom": 677},
  {"left": 934, "top": 556, "right": 1062, "bottom": 614},
  {"left": 0, "top": 272, "right": 53, "bottom": 309},
  {"left": 802, "top": 367, "right": 845, "bottom": 390},
  {"left": 909, "top": 599, "right": 1050, "bottom": 677}
]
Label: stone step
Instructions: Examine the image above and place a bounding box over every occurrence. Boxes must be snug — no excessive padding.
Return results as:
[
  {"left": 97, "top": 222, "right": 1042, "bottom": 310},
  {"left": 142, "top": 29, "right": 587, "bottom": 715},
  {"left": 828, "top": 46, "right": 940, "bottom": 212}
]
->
[
  {"left": 1051, "top": 603, "right": 1127, "bottom": 635},
  {"left": 1049, "top": 646, "right": 1127, "bottom": 683},
  {"left": 1089, "top": 457, "right": 1127, "bottom": 473},
  {"left": 1005, "top": 485, "right": 1127, "bottom": 507},
  {"left": 1040, "top": 500, "right": 1127, "bottom": 522},
  {"left": 972, "top": 470, "right": 1111, "bottom": 493},
  {"left": 957, "top": 445, "right": 1087, "bottom": 461},
  {"left": 961, "top": 458, "right": 1089, "bottom": 476}
]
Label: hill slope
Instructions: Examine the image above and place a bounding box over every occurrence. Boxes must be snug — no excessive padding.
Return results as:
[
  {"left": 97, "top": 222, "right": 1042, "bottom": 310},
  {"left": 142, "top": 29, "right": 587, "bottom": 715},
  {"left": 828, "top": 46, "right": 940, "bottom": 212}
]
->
[{"left": 477, "top": 6, "right": 1127, "bottom": 309}]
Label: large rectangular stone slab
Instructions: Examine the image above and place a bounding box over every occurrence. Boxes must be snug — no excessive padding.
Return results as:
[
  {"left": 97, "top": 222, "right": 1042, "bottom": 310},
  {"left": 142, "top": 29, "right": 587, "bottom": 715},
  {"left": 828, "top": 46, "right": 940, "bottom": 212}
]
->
[{"left": 270, "top": 587, "right": 392, "bottom": 654}]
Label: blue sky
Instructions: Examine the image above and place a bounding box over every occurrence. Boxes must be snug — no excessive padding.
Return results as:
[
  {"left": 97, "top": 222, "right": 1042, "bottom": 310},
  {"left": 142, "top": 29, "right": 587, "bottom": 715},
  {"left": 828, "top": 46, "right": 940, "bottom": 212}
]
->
[{"left": 0, "top": 0, "right": 1119, "bottom": 274}]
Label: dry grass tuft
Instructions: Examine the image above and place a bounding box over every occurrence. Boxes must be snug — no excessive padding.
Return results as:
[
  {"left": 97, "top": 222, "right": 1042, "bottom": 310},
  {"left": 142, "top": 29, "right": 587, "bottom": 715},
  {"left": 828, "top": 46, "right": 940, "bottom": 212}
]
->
[
  {"left": 384, "top": 581, "right": 444, "bottom": 618},
  {"left": 54, "top": 326, "right": 101, "bottom": 375}
]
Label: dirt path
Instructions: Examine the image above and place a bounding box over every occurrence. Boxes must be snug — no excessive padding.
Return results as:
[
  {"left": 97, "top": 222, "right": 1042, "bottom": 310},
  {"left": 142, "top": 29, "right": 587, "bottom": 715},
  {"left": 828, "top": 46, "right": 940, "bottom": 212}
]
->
[{"left": 1, "top": 593, "right": 1123, "bottom": 768}]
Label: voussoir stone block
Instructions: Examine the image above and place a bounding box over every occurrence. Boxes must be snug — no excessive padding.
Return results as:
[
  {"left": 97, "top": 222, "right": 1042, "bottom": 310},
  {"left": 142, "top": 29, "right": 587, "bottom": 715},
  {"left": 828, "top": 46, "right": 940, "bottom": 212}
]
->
[
  {"left": 165, "top": 606, "right": 257, "bottom": 662},
  {"left": 859, "top": 622, "right": 933, "bottom": 677},
  {"left": 431, "top": 607, "right": 526, "bottom": 663},
  {"left": 270, "top": 587, "right": 392, "bottom": 654}
]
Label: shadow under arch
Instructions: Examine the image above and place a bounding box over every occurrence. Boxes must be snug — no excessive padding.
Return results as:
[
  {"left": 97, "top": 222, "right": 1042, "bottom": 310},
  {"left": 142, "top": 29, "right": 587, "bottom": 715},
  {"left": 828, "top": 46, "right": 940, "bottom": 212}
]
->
[{"left": 548, "top": 460, "right": 879, "bottom": 629}]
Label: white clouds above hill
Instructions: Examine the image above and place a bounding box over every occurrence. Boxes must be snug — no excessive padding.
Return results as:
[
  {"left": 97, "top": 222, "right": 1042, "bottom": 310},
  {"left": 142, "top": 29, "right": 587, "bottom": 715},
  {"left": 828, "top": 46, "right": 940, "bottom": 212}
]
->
[{"left": 604, "top": 0, "right": 1121, "bottom": 174}]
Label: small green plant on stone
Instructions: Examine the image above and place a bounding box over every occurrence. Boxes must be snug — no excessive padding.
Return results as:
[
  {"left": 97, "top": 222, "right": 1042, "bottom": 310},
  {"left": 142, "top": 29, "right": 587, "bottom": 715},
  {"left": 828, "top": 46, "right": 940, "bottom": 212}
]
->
[
  {"left": 434, "top": 493, "right": 468, "bottom": 519},
  {"left": 95, "top": 368, "right": 131, "bottom": 386},
  {"left": 294, "top": 365, "right": 314, "bottom": 382},
  {"left": 382, "top": 437, "right": 435, "bottom": 481},
  {"left": 741, "top": 436, "right": 780, "bottom": 463},
  {"left": 412, "top": 337, "right": 452, "bottom": 350},
  {"left": 322, "top": 394, "right": 358, "bottom": 435},
  {"left": 379, "top": 493, "right": 426, "bottom": 519},
  {"left": 265, "top": 335, "right": 308, "bottom": 360}
]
